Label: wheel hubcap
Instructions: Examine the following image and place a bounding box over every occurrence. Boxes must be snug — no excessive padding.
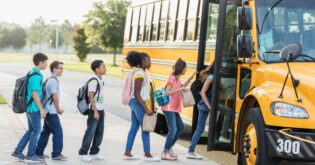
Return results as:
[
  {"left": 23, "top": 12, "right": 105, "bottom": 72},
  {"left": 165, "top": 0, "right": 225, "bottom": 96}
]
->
[{"left": 242, "top": 124, "right": 257, "bottom": 165}]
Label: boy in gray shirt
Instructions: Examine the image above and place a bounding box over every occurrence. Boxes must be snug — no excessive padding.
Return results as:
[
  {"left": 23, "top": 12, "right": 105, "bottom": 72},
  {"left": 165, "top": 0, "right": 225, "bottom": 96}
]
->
[{"left": 35, "top": 61, "right": 67, "bottom": 161}]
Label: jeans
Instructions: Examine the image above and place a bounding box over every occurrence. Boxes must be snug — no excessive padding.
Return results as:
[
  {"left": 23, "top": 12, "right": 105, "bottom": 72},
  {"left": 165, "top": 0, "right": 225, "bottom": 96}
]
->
[
  {"left": 79, "top": 110, "right": 105, "bottom": 155},
  {"left": 125, "top": 98, "right": 150, "bottom": 153},
  {"left": 35, "top": 113, "right": 63, "bottom": 157},
  {"left": 188, "top": 104, "right": 231, "bottom": 152},
  {"left": 163, "top": 111, "right": 184, "bottom": 151},
  {"left": 15, "top": 111, "right": 41, "bottom": 158}
]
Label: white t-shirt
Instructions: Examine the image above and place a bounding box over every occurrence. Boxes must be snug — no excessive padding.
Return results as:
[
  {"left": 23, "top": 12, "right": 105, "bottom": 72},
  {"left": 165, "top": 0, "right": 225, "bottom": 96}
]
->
[
  {"left": 131, "top": 68, "right": 150, "bottom": 101},
  {"left": 88, "top": 75, "right": 105, "bottom": 110}
]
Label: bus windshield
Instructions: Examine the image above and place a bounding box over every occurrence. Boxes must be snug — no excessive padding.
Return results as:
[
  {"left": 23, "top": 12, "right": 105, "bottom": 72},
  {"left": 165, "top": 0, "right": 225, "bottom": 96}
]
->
[{"left": 256, "top": 0, "right": 315, "bottom": 63}]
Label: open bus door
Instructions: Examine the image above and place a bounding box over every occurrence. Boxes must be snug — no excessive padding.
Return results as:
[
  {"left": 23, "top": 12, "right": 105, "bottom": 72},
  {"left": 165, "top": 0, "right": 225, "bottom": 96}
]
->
[{"left": 197, "top": 0, "right": 242, "bottom": 152}]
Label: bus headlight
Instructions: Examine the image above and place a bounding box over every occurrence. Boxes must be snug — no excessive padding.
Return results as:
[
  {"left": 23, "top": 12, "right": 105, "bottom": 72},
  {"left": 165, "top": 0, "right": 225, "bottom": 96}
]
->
[{"left": 271, "top": 102, "right": 308, "bottom": 119}]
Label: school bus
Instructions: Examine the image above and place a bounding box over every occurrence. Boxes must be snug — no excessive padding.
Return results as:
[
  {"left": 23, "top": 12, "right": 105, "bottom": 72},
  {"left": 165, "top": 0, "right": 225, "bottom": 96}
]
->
[{"left": 122, "top": 0, "right": 315, "bottom": 164}]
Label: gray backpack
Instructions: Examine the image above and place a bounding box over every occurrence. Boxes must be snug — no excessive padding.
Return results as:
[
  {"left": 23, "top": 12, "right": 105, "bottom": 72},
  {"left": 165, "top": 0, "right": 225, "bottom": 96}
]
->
[
  {"left": 12, "top": 72, "right": 40, "bottom": 113},
  {"left": 77, "top": 78, "right": 100, "bottom": 115}
]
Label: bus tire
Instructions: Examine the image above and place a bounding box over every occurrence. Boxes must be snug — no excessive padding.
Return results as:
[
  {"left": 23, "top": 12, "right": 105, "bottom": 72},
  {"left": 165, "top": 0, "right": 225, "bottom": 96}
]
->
[{"left": 238, "top": 108, "right": 279, "bottom": 165}]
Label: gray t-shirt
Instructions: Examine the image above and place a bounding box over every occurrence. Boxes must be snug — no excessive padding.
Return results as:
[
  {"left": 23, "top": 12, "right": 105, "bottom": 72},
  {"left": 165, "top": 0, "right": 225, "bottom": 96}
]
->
[{"left": 43, "top": 76, "right": 60, "bottom": 114}]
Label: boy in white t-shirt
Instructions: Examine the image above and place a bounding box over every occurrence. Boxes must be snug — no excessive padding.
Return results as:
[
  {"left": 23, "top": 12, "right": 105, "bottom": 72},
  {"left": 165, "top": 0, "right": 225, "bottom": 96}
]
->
[{"left": 79, "top": 60, "right": 106, "bottom": 162}]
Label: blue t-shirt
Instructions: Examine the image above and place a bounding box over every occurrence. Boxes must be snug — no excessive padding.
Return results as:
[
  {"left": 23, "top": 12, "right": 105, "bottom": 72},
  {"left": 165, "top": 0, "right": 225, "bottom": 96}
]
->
[
  {"left": 207, "top": 74, "right": 213, "bottom": 80},
  {"left": 26, "top": 67, "right": 43, "bottom": 113}
]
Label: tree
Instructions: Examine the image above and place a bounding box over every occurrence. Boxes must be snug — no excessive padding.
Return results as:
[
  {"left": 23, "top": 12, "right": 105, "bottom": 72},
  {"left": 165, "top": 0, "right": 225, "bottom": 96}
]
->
[
  {"left": 27, "top": 17, "right": 49, "bottom": 52},
  {"left": 0, "top": 27, "right": 10, "bottom": 51},
  {"left": 73, "top": 26, "right": 90, "bottom": 62},
  {"left": 84, "top": 0, "right": 130, "bottom": 66},
  {"left": 9, "top": 27, "right": 27, "bottom": 50},
  {"left": 60, "top": 20, "right": 74, "bottom": 53}
]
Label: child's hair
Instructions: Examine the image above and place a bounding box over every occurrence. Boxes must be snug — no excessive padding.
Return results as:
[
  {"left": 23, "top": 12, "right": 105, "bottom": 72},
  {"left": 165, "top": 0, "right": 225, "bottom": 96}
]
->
[
  {"left": 50, "top": 61, "right": 63, "bottom": 73},
  {"left": 201, "top": 63, "right": 214, "bottom": 75},
  {"left": 91, "top": 60, "right": 104, "bottom": 72},
  {"left": 33, "top": 52, "right": 48, "bottom": 65},
  {"left": 172, "top": 58, "right": 187, "bottom": 76},
  {"left": 126, "top": 51, "right": 149, "bottom": 68}
]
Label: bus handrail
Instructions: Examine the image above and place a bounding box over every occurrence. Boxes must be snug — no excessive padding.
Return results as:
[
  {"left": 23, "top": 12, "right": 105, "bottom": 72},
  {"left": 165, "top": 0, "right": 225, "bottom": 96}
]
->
[{"left": 279, "top": 128, "right": 315, "bottom": 145}]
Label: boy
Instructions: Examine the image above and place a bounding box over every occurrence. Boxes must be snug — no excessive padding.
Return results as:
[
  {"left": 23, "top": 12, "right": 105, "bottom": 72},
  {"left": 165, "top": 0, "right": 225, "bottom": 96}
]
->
[
  {"left": 11, "top": 53, "right": 48, "bottom": 163},
  {"left": 35, "top": 61, "right": 67, "bottom": 161},
  {"left": 79, "top": 60, "right": 106, "bottom": 162}
]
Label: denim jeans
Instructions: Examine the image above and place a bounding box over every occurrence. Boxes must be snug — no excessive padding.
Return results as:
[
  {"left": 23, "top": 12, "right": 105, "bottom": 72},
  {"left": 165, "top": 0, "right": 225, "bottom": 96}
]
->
[
  {"left": 15, "top": 111, "right": 41, "bottom": 158},
  {"left": 35, "top": 113, "right": 63, "bottom": 157},
  {"left": 188, "top": 103, "right": 231, "bottom": 152},
  {"left": 79, "top": 110, "right": 105, "bottom": 155},
  {"left": 125, "top": 98, "right": 150, "bottom": 153},
  {"left": 163, "top": 111, "right": 184, "bottom": 151}
]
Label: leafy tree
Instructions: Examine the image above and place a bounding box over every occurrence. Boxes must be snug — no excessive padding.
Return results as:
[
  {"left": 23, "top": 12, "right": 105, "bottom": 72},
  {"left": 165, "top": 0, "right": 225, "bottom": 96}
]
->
[
  {"left": 9, "top": 27, "right": 27, "bottom": 50},
  {"left": 73, "top": 26, "right": 90, "bottom": 62},
  {"left": 0, "top": 27, "right": 10, "bottom": 51},
  {"left": 27, "top": 17, "right": 49, "bottom": 52},
  {"left": 84, "top": 0, "right": 130, "bottom": 66}
]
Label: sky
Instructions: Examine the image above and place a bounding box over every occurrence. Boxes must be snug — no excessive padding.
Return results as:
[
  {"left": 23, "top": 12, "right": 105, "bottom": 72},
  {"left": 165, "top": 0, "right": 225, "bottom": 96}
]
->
[{"left": 0, "top": 0, "right": 99, "bottom": 27}]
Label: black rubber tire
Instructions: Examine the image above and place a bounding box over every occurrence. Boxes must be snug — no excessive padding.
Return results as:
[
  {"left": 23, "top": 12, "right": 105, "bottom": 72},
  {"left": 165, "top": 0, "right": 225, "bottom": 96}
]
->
[{"left": 238, "top": 108, "right": 279, "bottom": 165}]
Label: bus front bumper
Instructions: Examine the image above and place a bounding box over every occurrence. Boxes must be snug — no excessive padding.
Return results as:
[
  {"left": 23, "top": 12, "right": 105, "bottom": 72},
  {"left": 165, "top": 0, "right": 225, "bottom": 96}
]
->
[{"left": 265, "top": 128, "right": 315, "bottom": 161}]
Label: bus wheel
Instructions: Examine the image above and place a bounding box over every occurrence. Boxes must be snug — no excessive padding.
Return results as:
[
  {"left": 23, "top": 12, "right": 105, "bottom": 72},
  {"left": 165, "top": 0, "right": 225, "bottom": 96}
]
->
[{"left": 238, "top": 108, "right": 279, "bottom": 165}]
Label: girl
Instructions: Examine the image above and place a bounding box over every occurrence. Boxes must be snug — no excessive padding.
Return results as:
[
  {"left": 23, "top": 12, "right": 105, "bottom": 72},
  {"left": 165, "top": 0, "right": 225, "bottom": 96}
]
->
[
  {"left": 123, "top": 51, "right": 160, "bottom": 162},
  {"left": 187, "top": 64, "right": 231, "bottom": 159},
  {"left": 161, "top": 58, "right": 196, "bottom": 160}
]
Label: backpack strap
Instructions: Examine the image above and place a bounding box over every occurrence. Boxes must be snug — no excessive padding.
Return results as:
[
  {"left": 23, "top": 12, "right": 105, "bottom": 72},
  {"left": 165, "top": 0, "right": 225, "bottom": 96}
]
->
[
  {"left": 43, "top": 76, "right": 57, "bottom": 106},
  {"left": 86, "top": 77, "right": 101, "bottom": 100}
]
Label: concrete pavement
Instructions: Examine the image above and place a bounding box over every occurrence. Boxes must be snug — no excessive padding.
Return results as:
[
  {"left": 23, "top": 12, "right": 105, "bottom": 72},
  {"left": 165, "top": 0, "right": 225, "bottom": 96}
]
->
[{"left": 0, "top": 104, "right": 219, "bottom": 165}]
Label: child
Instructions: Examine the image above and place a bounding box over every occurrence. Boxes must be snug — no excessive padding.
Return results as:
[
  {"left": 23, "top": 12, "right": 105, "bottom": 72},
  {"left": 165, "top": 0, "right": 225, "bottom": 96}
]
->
[{"left": 79, "top": 60, "right": 106, "bottom": 162}]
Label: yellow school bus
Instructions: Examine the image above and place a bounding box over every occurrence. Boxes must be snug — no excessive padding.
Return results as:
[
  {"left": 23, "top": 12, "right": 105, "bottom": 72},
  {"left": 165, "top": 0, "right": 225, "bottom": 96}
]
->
[{"left": 123, "top": 0, "right": 315, "bottom": 164}]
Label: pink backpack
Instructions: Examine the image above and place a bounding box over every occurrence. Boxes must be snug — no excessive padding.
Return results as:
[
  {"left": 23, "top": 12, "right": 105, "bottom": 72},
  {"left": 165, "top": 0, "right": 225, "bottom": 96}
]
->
[{"left": 121, "top": 69, "right": 148, "bottom": 105}]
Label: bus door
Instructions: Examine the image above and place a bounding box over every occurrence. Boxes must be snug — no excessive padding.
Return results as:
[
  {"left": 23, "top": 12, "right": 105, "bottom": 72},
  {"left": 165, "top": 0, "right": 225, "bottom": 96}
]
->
[{"left": 206, "top": 0, "right": 241, "bottom": 151}]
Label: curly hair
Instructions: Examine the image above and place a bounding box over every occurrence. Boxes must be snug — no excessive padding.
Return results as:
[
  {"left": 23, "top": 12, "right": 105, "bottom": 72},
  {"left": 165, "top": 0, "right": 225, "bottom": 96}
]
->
[{"left": 126, "top": 51, "right": 149, "bottom": 67}]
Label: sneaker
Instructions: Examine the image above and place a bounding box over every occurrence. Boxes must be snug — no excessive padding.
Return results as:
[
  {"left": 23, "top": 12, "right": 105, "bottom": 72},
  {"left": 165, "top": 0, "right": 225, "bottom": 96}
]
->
[
  {"left": 186, "top": 152, "right": 203, "bottom": 160},
  {"left": 52, "top": 154, "right": 68, "bottom": 161},
  {"left": 161, "top": 151, "right": 177, "bottom": 161},
  {"left": 36, "top": 154, "right": 50, "bottom": 159},
  {"left": 123, "top": 155, "right": 140, "bottom": 160},
  {"left": 11, "top": 152, "right": 25, "bottom": 161},
  {"left": 219, "top": 136, "right": 230, "bottom": 143},
  {"left": 170, "top": 149, "right": 178, "bottom": 158},
  {"left": 90, "top": 154, "right": 104, "bottom": 160},
  {"left": 24, "top": 156, "right": 44, "bottom": 163},
  {"left": 80, "top": 155, "right": 92, "bottom": 162},
  {"left": 144, "top": 156, "right": 161, "bottom": 162}
]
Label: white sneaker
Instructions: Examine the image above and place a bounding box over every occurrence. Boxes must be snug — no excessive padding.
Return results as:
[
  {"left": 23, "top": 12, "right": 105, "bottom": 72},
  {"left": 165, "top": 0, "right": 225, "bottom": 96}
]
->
[
  {"left": 81, "top": 155, "right": 92, "bottom": 162},
  {"left": 90, "top": 154, "right": 105, "bottom": 160},
  {"left": 219, "top": 136, "right": 230, "bottom": 143},
  {"left": 144, "top": 156, "right": 161, "bottom": 162},
  {"left": 186, "top": 152, "right": 203, "bottom": 160},
  {"left": 123, "top": 155, "right": 140, "bottom": 160}
]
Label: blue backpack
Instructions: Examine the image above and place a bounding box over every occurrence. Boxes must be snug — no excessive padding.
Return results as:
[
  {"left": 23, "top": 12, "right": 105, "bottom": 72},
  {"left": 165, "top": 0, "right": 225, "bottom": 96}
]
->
[{"left": 154, "top": 87, "right": 170, "bottom": 107}]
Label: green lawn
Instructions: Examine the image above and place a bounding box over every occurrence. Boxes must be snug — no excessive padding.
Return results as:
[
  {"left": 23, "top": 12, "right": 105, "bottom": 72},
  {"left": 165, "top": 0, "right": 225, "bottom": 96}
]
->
[
  {"left": 0, "top": 52, "right": 122, "bottom": 77},
  {"left": 0, "top": 95, "right": 7, "bottom": 104}
]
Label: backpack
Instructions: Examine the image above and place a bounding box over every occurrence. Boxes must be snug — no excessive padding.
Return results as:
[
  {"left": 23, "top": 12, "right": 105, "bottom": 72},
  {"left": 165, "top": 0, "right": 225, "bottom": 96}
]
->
[
  {"left": 154, "top": 87, "right": 170, "bottom": 107},
  {"left": 121, "top": 69, "right": 148, "bottom": 105},
  {"left": 77, "top": 78, "right": 100, "bottom": 115},
  {"left": 12, "top": 72, "right": 40, "bottom": 113},
  {"left": 41, "top": 77, "right": 56, "bottom": 108}
]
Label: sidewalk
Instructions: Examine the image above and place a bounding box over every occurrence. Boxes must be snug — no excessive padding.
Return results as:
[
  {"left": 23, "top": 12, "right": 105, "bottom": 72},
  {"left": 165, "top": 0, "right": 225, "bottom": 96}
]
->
[{"left": 0, "top": 104, "right": 220, "bottom": 165}]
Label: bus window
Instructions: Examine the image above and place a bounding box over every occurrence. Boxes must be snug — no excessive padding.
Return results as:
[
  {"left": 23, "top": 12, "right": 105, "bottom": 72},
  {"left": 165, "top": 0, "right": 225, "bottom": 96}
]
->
[
  {"left": 196, "top": 0, "right": 203, "bottom": 41},
  {"left": 145, "top": 4, "right": 153, "bottom": 41},
  {"left": 166, "top": 0, "right": 178, "bottom": 41},
  {"left": 124, "top": 8, "right": 132, "bottom": 43},
  {"left": 204, "top": 3, "right": 219, "bottom": 65},
  {"left": 131, "top": 7, "right": 140, "bottom": 43},
  {"left": 186, "top": 0, "right": 199, "bottom": 41},
  {"left": 152, "top": 2, "right": 161, "bottom": 41},
  {"left": 138, "top": 6, "right": 146, "bottom": 42},
  {"left": 159, "top": 0, "right": 168, "bottom": 41},
  {"left": 176, "top": 0, "right": 188, "bottom": 41}
]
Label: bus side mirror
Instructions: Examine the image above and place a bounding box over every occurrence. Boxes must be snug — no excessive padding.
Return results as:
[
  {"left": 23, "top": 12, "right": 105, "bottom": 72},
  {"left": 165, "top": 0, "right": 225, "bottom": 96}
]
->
[
  {"left": 237, "top": 6, "right": 252, "bottom": 30},
  {"left": 237, "top": 34, "right": 253, "bottom": 58}
]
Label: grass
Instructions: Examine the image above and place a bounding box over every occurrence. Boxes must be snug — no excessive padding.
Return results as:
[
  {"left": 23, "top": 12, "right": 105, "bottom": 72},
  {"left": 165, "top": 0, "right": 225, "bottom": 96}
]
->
[
  {"left": 0, "top": 52, "right": 122, "bottom": 77},
  {"left": 0, "top": 95, "right": 7, "bottom": 104}
]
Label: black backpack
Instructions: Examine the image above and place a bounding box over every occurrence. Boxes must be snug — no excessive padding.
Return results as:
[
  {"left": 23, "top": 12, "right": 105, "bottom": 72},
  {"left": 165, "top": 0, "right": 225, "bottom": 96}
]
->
[
  {"left": 12, "top": 72, "right": 41, "bottom": 113},
  {"left": 77, "top": 78, "right": 100, "bottom": 115}
]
